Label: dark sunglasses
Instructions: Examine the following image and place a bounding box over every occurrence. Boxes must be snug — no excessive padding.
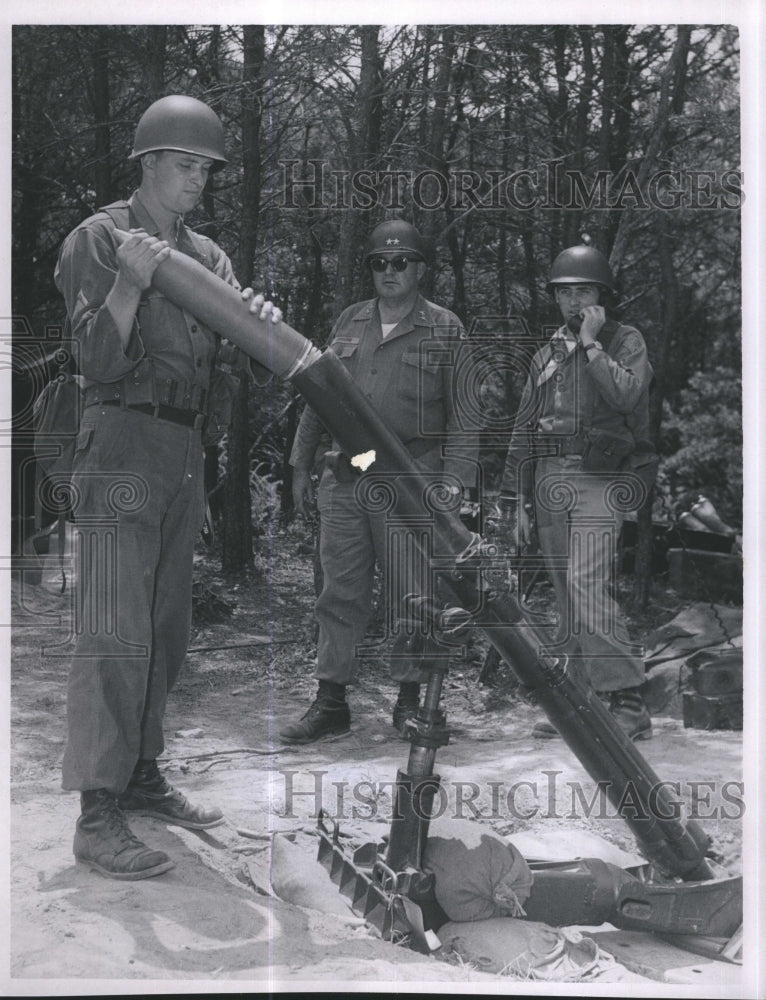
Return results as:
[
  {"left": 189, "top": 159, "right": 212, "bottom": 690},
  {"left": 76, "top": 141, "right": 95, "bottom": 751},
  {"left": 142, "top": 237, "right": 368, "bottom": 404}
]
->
[{"left": 368, "top": 255, "right": 421, "bottom": 272}]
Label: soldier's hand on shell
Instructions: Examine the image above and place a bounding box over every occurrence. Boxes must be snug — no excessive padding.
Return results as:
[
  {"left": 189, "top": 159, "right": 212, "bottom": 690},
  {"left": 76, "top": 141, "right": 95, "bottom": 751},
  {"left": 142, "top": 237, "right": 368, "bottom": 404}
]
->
[
  {"left": 241, "top": 289, "right": 282, "bottom": 324},
  {"left": 117, "top": 229, "right": 171, "bottom": 290}
]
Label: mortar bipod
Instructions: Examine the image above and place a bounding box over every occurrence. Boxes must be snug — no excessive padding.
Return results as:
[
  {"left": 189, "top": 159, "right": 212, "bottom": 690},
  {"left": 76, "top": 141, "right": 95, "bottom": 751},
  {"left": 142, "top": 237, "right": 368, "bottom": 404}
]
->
[
  {"left": 315, "top": 597, "right": 466, "bottom": 952},
  {"left": 316, "top": 593, "right": 742, "bottom": 955}
]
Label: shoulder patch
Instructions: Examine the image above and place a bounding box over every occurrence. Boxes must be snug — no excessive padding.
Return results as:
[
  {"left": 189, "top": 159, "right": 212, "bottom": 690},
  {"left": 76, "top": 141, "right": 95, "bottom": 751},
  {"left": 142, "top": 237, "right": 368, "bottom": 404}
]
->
[{"left": 612, "top": 327, "right": 645, "bottom": 356}]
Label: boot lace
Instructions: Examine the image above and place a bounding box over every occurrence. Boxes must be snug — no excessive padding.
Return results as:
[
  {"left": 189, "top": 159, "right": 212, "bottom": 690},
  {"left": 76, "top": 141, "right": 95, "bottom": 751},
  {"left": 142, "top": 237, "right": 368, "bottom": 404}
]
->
[{"left": 95, "top": 793, "right": 141, "bottom": 848}]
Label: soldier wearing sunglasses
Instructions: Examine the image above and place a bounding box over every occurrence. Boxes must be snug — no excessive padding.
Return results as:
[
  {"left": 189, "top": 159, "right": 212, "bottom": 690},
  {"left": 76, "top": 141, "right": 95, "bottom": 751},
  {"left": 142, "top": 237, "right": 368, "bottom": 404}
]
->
[{"left": 283, "top": 219, "right": 476, "bottom": 743}]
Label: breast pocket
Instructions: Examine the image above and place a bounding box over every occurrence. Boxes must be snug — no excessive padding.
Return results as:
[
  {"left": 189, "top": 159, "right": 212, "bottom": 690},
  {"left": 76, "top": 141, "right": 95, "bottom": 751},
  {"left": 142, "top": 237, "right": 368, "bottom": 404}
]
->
[
  {"left": 331, "top": 338, "right": 360, "bottom": 359},
  {"left": 398, "top": 351, "right": 442, "bottom": 402},
  {"left": 137, "top": 291, "right": 174, "bottom": 351}
]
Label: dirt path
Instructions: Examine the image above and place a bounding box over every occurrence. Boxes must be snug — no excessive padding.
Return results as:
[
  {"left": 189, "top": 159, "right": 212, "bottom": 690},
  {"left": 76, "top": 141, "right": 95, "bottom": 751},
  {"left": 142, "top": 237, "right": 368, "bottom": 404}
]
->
[{"left": 8, "top": 537, "right": 745, "bottom": 991}]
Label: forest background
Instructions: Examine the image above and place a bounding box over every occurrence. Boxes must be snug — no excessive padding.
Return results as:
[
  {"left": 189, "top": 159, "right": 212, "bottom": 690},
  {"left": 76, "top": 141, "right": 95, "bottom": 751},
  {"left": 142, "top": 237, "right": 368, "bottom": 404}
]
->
[{"left": 10, "top": 23, "right": 743, "bottom": 605}]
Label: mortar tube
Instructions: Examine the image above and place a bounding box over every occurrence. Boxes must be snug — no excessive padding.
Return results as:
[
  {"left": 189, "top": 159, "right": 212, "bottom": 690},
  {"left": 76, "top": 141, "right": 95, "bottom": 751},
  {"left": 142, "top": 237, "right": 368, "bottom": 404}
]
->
[
  {"left": 293, "top": 353, "right": 714, "bottom": 883},
  {"left": 138, "top": 243, "right": 715, "bottom": 883}
]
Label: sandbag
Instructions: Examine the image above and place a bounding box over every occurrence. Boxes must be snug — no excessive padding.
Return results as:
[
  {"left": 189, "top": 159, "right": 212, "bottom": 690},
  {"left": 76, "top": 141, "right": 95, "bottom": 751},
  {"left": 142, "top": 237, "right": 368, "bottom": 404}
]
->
[
  {"left": 422, "top": 817, "right": 533, "bottom": 922},
  {"left": 270, "top": 833, "right": 354, "bottom": 917},
  {"left": 438, "top": 918, "right": 649, "bottom": 982}
]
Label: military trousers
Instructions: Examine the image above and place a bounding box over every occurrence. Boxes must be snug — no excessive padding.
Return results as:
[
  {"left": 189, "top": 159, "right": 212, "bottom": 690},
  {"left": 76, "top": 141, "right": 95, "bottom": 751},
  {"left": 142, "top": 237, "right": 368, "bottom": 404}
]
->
[
  {"left": 62, "top": 406, "right": 206, "bottom": 793},
  {"left": 533, "top": 455, "right": 645, "bottom": 691},
  {"left": 314, "top": 471, "right": 432, "bottom": 687}
]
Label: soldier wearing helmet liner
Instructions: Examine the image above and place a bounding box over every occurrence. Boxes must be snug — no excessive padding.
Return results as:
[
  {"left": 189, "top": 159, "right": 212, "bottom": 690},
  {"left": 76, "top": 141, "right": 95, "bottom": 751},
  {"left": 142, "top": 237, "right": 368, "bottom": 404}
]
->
[
  {"left": 500, "top": 245, "right": 654, "bottom": 741},
  {"left": 55, "top": 95, "right": 280, "bottom": 879},
  {"left": 282, "top": 219, "right": 477, "bottom": 744}
]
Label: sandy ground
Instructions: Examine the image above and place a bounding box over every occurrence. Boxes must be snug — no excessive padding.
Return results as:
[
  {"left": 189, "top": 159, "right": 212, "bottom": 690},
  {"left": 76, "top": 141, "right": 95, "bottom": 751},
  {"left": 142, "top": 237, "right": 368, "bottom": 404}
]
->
[{"left": 7, "top": 536, "right": 748, "bottom": 994}]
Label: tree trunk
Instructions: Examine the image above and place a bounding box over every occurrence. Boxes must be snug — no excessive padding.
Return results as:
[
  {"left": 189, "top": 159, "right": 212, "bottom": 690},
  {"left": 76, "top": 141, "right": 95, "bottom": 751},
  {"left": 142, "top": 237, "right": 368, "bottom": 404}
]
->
[
  {"left": 564, "top": 28, "right": 595, "bottom": 247},
  {"left": 238, "top": 26, "right": 264, "bottom": 288},
  {"left": 419, "top": 26, "right": 454, "bottom": 302},
  {"left": 144, "top": 26, "right": 167, "bottom": 101},
  {"left": 91, "top": 27, "right": 112, "bottom": 207},
  {"left": 631, "top": 213, "right": 680, "bottom": 607},
  {"left": 11, "top": 71, "right": 44, "bottom": 323},
  {"left": 633, "top": 497, "right": 654, "bottom": 608},
  {"left": 221, "top": 24, "right": 265, "bottom": 574},
  {"left": 332, "top": 25, "right": 382, "bottom": 319},
  {"left": 610, "top": 26, "right": 691, "bottom": 269},
  {"left": 600, "top": 27, "right": 633, "bottom": 251},
  {"left": 610, "top": 27, "right": 691, "bottom": 607},
  {"left": 548, "top": 25, "right": 569, "bottom": 254}
]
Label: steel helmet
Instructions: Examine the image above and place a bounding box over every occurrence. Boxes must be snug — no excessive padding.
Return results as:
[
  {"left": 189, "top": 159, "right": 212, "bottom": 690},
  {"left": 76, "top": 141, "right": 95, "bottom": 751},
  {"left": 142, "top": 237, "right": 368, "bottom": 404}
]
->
[
  {"left": 546, "top": 245, "right": 615, "bottom": 293},
  {"left": 364, "top": 219, "right": 429, "bottom": 262},
  {"left": 130, "top": 95, "right": 228, "bottom": 172}
]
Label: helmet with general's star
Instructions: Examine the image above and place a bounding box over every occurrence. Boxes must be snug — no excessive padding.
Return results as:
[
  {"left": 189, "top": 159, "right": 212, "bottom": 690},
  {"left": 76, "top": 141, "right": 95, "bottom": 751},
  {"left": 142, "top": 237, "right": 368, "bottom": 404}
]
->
[{"left": 364, "top": 219, "right": 429, "bottom": 262}]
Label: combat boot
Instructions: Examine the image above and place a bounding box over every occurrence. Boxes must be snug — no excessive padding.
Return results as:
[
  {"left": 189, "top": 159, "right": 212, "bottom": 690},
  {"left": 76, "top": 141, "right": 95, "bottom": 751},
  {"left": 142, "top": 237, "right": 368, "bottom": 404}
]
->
[
  {"left": 279, "top": 681, "right": 350, "bottom": 744},
  {"left": 118, "top": 759, "right": 224, "bottom": 830},
  {"left": 74, "top": 788, "right": 175, "bottom": 880},
  {"left": 392, "top": 682, "right": 421, "bottom": 735},
  {"left": 607, "top": 688, "right": 652, "bottom": 741}
]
